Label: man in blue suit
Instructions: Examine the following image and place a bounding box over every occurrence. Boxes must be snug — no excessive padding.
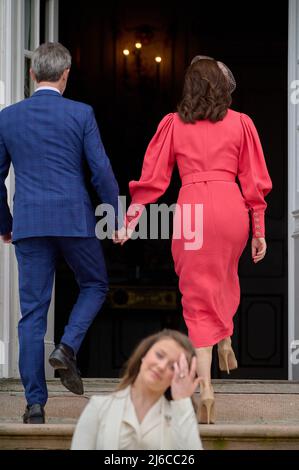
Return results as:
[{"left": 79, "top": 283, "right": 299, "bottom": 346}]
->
[{"left": 0, "top": 43, "right": 120, "bottom": 423}]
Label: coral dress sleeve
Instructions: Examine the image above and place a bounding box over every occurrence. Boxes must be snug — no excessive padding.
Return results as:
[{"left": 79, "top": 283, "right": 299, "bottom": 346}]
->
[
  {"left": 238, "top": 113, "right": 272, "bottom": 238},
  {"left": 126, "top": 113, "right": 175, "bottom": 230}
]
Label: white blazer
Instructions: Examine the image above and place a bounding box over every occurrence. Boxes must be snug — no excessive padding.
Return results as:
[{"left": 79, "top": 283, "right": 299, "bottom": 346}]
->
[{"left": 71, "top": 386, "right": 203, "bottom": 450}]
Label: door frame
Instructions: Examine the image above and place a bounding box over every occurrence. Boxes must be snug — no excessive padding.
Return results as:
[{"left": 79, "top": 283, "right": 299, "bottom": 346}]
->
[
  {"left": 288, "top": 0, "right": 299, "bottom": 380},
  {"left": 0, "top": 0, "right": 59, "bottom": 379}
]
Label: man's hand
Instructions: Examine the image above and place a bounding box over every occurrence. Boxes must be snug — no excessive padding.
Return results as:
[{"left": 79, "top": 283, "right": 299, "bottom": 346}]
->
[
  {"left": 252, "top": 237, "right": 267, "bottom": 263},
  {"left": 112, "top": 226, "right": 133, "bottom": 246},
  {"left": 1, "top": 232, "right": 12, "bottom": 244}
]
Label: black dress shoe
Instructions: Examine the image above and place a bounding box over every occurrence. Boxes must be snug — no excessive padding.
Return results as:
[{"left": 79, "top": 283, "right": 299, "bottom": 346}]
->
[
  {"left": 49, "top": 343, "right": 84, "bottom": 395},
  {"left": 23, "top": 404, "right": 45, "bottom": 424}
]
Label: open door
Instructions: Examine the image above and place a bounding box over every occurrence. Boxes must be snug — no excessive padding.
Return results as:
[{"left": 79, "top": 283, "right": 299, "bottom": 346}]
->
[{"left": 0, "top": 0, "right": 59, "bottom": 379}]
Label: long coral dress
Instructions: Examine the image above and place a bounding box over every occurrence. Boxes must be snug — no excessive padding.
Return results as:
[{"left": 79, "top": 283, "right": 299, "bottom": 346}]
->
[{"left": 126, "top": 110, "right": 272, "bottom": 347}]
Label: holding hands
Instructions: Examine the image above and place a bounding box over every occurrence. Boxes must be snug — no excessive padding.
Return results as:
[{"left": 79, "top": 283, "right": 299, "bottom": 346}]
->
[
  {"left": 112, "top": 226, "right": 133, "bottom": 246},
  {"left": 112, "top": 203, "right": 144, "bottom": 246}
]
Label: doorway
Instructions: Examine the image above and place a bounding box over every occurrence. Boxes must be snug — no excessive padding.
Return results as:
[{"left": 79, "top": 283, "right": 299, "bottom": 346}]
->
[{"left": 56, "top": 0, "right": 288, "bottom": 379}]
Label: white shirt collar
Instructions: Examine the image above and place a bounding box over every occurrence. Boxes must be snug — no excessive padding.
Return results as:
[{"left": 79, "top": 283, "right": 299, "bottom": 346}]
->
[
  {"left": 35, "top": 86, "right": 61, "bottom": 94},
  {"left": 123, "top": 386, "right": 163, "bottom": 434}
]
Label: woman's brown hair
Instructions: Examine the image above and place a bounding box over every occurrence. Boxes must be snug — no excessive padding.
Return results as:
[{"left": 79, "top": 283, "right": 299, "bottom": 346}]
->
[
  {"left": 115, "top": 329, "right": 197, "bottom": 403},
  {"left": 177, "top": 58, "right": 232, "bottom": 123}
]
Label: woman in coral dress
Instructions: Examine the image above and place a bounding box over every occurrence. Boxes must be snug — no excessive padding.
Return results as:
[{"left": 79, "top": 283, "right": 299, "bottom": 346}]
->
[{"left": 113, "top": 56, "right": 272, "bottom": 423}]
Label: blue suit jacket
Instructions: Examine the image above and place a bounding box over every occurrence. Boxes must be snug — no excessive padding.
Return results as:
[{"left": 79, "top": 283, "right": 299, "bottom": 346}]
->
[{"left": 0, "top": 90, "right": 119, "bottom": 241}]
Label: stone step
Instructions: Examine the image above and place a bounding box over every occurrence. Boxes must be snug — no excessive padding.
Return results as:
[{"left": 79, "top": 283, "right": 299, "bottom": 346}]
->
[
  {"left": 1, "top": 423, "right": 299, "bottom": 450},
  {"left": 1, "top": 379, "right": 299, "bottom": 424},
  {"left": 1, "top": 379, "right": 299, "bottom": 450}
]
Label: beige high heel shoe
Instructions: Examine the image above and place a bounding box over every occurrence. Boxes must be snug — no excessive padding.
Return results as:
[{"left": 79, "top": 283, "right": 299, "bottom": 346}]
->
[
  {"left": 217, "top": 339, "right": 238, "bottom": 374},
  {"left": 197, "top": 381, "right": 215, "bottom": 424}
]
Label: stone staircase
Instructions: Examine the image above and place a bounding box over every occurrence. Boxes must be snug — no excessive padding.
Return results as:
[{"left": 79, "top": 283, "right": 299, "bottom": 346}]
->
[{"left": 1, "top": 379, "right": 299, "bottom": 450}]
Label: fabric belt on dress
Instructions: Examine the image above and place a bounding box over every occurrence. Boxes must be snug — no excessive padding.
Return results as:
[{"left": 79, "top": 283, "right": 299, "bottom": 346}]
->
[{"left": 181, "top": 170, "right": 236, "bottom": 186}]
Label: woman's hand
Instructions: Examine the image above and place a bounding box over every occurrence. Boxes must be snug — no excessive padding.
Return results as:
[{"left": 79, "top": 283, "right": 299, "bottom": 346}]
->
[
  {"left": 112, "top": 226, "right": 134, "bottom": 246},
  {"left": 112, "top": 204, "right": 144, "bottom": 245},
  {"left": 252, "top": 237, "right": 267, "bottom": 263},
  {"left": 171, "top": 354, "right": 200, "bottom": 400}
]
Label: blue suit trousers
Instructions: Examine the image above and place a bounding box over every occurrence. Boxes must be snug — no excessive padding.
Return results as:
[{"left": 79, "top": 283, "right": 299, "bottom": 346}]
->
[{"left": 14, "top": 236, "right": 108, "bottom": 406}]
